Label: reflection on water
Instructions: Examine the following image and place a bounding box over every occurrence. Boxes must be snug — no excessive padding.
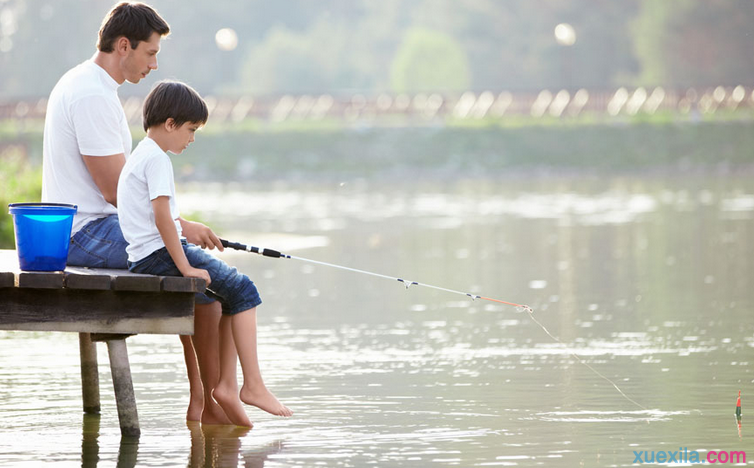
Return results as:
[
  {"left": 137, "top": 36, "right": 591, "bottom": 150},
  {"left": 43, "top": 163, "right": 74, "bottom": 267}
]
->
[
  {"left": 187, "top": 422, "right": 282, "bottom": 468},
  {"left": 1, "top": 176, "right": 753, "bottom": 467},
  {"left": 81, "top": 414, "right": 139, "bottom": 468}
]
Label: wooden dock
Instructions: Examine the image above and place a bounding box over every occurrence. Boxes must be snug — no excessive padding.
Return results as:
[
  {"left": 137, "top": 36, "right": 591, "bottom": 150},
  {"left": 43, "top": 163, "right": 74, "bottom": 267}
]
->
[{"left": 0, "top": 250, "right": 204, "bottom": 436}]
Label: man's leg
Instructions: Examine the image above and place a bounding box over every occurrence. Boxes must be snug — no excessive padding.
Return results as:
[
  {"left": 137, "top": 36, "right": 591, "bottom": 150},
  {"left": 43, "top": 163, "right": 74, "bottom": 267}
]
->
[
  {"left": 192, "top": 301, "right": 233, "bottom": 425},
  {"left": 180, "top": 334, "right": 204, "bottom": 421}
]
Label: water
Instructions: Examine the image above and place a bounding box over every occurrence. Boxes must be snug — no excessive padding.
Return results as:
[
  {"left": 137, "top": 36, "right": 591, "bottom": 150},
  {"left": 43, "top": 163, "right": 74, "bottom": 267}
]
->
[{"left": 1, "top": 175, "right": 752, "bottom": 467}]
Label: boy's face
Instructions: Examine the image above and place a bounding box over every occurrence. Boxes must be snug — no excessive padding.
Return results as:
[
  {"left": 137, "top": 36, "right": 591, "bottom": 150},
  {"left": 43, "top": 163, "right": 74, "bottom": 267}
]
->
[{"left": 166, "top": 120, "right": 201, "bottom": 155}]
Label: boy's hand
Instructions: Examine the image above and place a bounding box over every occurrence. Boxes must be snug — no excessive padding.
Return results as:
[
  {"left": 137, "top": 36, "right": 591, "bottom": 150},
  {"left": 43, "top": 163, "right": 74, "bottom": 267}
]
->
[
  {"left": 180, "top": 219, "right": 224, "bottom": 251},
  {"left": 182, "top": 267, "right": 211, "bottom": 286}
]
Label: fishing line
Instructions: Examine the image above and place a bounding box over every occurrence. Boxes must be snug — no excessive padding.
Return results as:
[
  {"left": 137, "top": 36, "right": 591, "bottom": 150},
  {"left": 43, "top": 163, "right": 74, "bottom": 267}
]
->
[
  {"left": 220, "top": 238, "right": 648, "bottom": 412},
  {"left": 526, "top": 312, "right": 648, "bottom": 411},
  {"left": 220, "top": 239, "right": 531, "bottom": 309}
]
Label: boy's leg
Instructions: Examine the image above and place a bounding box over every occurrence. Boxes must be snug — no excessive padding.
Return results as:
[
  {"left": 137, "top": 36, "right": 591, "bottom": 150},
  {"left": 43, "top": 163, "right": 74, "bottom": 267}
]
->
[
  {"left": 231, "top": 308, "right": 292, "bottom": 417},
  {"left": 213, "top": 315, "right": 253, "bottom": 427},
  {"left": 177, "top": 243, "right": 291, "bottom": 418},
  {"left": 93, "top": 226, "right": 233, "bottom": 424},
  {"left": 192, "top": 301, "right": 233, "bottom": 425},
  {"left": 179, "top": 334, "right": 204, "bottom": 421}
]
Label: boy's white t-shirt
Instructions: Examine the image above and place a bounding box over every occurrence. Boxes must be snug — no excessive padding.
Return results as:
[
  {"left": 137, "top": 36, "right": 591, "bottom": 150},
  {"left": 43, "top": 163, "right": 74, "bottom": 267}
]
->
[
  {"left": 117, "top": 137, "right": 182, "bottom": 263},
  {"left": 42, "top": 60, "right": 132, "bottom": 234}
]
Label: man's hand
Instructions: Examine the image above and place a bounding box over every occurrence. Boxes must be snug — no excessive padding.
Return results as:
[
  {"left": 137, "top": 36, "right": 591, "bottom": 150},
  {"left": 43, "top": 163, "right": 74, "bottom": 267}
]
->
[{"left": 179, "top": 218, "right": 224, "bottom": 251}]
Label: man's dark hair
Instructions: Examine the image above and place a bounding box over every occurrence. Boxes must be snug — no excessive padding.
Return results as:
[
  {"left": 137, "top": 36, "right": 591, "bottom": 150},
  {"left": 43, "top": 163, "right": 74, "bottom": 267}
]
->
[
  {"left": 97, "top": 2, "right": 170, "bottom": 52},
  {"left": 143, "top": 81, "right": 208, "bottom": 131}
]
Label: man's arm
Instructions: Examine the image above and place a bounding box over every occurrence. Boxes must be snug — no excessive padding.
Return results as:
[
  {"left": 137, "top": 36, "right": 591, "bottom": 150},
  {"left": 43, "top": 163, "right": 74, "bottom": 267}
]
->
[
  {"left": 153, "top": 196, "right": 211, "bottom": 285},
  {"left": 179, "top": 218, "right": 224, "bottom": 251},
  {"left": 83, "top": 153, "right": 126, "bottom": 206}
]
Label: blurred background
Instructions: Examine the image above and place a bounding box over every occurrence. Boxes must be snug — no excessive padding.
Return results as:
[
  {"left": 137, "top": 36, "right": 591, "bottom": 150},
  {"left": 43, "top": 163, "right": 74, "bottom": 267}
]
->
[
  {"left": 2, "top": 0, "right": 754, "bottom": 243},
  {"left": 1, "top": 2, "right": 753, "bottom": 466},
  {"left": 2, "top": 0, "right": 754, "bottom": 96},
  {"left": 3, "top": 0, "right": 754, "bottom": 243}
]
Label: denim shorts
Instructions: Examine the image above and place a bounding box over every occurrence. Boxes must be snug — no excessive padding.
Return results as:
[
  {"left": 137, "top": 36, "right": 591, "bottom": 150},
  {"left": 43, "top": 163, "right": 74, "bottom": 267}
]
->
[
  {"left": 128, "top": 241, "right": 262, "bottom": 316},
  {"left": 68, "top": 215, "right": 215, "bottom": 305}
]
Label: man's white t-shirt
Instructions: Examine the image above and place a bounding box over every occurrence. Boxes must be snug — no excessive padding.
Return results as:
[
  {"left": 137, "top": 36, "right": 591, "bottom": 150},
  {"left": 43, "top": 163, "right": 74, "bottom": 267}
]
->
[
  {"left": 42, "top": 59, "right": 132, "bottom": 234},
  {"left": 117, "top": 137, "right": 182, "bottom": 263}
]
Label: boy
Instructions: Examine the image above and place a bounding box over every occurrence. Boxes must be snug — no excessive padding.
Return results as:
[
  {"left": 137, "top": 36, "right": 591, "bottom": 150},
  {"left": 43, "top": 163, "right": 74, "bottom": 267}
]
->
[{"left": 117, "top": 81, "right": 292, "bottom": 425}]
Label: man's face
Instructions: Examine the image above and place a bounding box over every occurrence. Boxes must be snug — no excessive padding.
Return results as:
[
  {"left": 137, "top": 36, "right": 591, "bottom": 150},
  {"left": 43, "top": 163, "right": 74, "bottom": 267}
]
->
[{"left": 122, "top": 32, "right": 161, "bottom": 84}]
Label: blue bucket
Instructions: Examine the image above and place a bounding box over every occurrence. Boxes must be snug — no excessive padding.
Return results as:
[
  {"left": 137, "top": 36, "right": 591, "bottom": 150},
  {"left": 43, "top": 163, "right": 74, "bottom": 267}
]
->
[{"left": 8, "top": 203, "right": 78, "bottom": 271}]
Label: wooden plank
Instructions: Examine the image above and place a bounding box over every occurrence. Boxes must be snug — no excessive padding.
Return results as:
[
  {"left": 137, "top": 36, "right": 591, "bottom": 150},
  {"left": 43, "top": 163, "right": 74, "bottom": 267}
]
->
[
  {"left": 161, "top": 276, "right": 205, "bottom": 293},
  {"left": 0, "top": 272, "right": 13, "bottom": 288},
  {"left": 16, "top": 271, "right": 65, "bottom": 289},
  {"left": 0, "top": 317, "right": 193, "bottom": 335},
  {"left": 65, "top": 272, "right": 112, "bottom": 290},
  {"left": 3, "top": 251, "right": 202, "bottom": 293},
  {"left": 113, "top": 275, "right": 161, "bottom": 292},
  {"left": 0, "top": 289, "right": 194, "bottom": 334}
]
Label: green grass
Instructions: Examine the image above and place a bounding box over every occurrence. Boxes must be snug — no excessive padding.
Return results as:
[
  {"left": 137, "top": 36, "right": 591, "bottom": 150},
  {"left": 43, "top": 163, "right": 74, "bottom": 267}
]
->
[{"left": 0, "top": 149, "right": 43, "bottom": 248}]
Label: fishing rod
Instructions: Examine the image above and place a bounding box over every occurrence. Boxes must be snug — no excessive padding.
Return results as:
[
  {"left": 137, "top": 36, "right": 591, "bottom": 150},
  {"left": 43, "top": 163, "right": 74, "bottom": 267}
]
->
[
  {"left": 220, "top": 237, "right": 651, "bottom": 413},
  {"left": 219, "top": 238, "right": 531, "bottom": 311}
]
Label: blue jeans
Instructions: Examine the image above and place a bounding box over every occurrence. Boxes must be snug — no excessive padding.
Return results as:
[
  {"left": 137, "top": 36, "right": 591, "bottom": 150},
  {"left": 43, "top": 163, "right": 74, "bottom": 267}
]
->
[
  {"left": 128, "top": 241, "right": 262, "bottom": 315},
  {"left": 68, "top": 214, "right": 215, "bottom": 304},
  {"left": 68, "top": 215, "right": 129, "bottom": 268}
]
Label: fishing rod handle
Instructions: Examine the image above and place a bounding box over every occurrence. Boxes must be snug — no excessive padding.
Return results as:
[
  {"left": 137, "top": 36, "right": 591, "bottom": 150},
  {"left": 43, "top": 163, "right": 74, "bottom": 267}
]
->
[
  {"left": 220, "top": 238, "right": 286, "bottom": 258},
  {"left": 220, "top": 239, "right": 246, "bottom": 251}
]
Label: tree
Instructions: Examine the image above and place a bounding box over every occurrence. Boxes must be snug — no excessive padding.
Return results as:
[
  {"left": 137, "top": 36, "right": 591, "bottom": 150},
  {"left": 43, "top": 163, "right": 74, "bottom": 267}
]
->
[
  {"left": 390, "top": 27, "right": 471, "bottom": 93},
  {"left": 633, "top": 0, "right": 754, "bottom": 87}
]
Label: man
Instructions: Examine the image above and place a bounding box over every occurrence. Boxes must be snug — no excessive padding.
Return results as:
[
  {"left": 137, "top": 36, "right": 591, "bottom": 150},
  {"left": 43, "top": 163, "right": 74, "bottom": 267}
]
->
[{"left": 41, "top": 2, "right": 246, "bottom": 425}]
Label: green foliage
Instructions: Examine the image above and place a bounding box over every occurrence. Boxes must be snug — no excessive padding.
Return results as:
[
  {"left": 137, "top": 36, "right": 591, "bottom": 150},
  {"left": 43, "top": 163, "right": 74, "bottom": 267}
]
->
[
  {"left": 0, "top": 0, "right": 666, "bottom": 98},
  {"left": 237, "top": 10, "right": 400, "bottom": 94},
  {"left": 240, "top": 19, "right": 354, "bottom": 94},
  {"left": 1, "top": 0, "right": 751, "bottom": 96},
  {"left": 633, "top": 0, "right": 754, "bottom": 87},
  {"left": 0, "top": 150, "right": 43, "bottom": 249},
  {"left": 390, "top": 27, "right": 471, "bottom": 93}
]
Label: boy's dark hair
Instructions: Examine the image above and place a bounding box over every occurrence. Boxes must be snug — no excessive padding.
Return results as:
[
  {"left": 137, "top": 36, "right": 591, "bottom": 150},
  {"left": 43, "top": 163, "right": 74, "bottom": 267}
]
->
[
  {"left": 97, "top": 2, "right": 170, "bottom": 52},
  {"left": 143, "top": 81, "right": 208, "bottom": 131}
]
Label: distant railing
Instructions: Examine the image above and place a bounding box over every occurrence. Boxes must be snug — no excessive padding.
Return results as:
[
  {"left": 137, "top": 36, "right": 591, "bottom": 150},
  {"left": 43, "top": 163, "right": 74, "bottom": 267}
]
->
[{"left": 2, "top": 86, "right": 754, "bottom": 126}]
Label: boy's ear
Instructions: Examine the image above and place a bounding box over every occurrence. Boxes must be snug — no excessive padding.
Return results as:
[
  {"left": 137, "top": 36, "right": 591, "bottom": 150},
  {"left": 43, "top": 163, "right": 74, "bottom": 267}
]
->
[{"left": 164, "top": 118, "right": 176, "bottom": 131}]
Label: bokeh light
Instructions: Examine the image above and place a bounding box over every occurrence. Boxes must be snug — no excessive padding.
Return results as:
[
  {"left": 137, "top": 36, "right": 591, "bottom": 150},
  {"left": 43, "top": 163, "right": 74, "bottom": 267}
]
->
[
  {"left": 215, "top": 28, "right": 238, "bottom": 51},
  {"left": 554, "top": 23, "right": 576, "bottom": 46}
]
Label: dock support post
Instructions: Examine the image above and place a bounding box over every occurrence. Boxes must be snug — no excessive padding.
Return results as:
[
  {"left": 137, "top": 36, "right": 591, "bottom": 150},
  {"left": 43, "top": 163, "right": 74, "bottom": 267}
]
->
[
  {"left": 79, "top": 332, "right": 100, "bottom": 414},
  {"left": 106, "top": 338, "right": 140, "bottom": 437}
]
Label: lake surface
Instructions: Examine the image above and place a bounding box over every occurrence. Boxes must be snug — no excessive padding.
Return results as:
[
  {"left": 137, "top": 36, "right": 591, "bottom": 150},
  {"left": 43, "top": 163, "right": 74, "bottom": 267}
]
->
[{"left": 1, "top": 174, "right": 752, "bottom": 467}]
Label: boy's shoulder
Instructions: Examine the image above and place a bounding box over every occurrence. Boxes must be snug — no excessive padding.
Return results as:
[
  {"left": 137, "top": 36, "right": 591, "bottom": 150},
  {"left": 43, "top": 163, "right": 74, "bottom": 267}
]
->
[
  {"left": 131, "top": 137, "right": 167, "bottom": 159},
  {"left": 123, "top": 137, "right": 169, "bottom": 175}
]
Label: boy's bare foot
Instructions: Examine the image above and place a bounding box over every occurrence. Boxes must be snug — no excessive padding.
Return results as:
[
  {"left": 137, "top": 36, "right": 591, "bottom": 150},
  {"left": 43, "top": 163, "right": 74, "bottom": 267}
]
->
[
  {"left": 201, "top": 398, "right": 233, "bottom": 426},
  {"left": 213, "top": 385, "right": 253, "bottom": 427},
  {"left": 239, "top": 385, "right": 293, "bottom": 417}
]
